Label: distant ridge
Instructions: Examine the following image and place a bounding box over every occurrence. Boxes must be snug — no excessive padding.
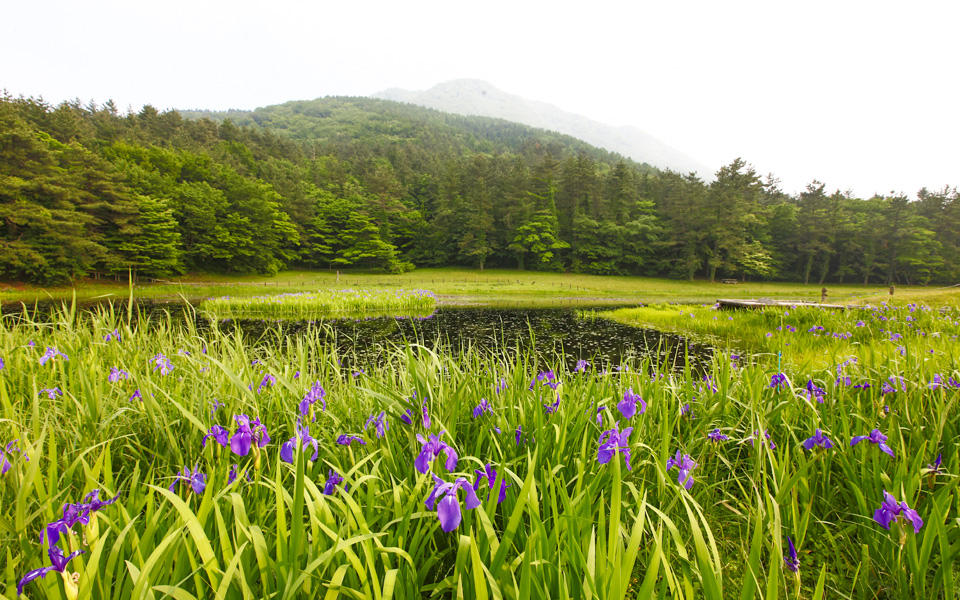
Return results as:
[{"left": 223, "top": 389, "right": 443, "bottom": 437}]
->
[{"left": 373, "top": 79, "right": 712, "bottom": 177}]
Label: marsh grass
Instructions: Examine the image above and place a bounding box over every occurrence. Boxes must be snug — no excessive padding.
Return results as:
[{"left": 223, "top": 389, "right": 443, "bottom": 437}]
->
[
  {"left": 599, "top": 302, "right": 960, "bottom": 369},
  {"left": 198, "top": 288, "right": 437, "bottom": 319},
  {"left": 1, "top": 299, "right": 958, "bottom": 599}
]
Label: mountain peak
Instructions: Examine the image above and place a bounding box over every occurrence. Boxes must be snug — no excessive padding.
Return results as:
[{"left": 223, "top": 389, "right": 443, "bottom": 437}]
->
[{"left": 372, "top": 79, "right": 711, "bottom": 176}]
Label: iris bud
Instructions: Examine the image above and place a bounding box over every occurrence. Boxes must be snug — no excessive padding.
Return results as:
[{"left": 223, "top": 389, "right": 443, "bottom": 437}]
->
[{"left": 61, "top": 571, "right": 80, "bottom": 600}]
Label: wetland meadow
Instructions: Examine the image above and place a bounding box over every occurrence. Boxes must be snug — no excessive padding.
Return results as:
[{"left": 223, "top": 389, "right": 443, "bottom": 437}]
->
[{"left": 2, "top": 271, "right": 958, "bottom": 599}]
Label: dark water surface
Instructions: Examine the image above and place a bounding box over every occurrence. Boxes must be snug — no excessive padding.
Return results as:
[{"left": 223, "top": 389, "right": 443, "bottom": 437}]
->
[
  {"left": 2, "top": 300, "right": 716, "bottom": 372},
  {"left": 225, "top": 307, "right": 716, "bottom": 373}
]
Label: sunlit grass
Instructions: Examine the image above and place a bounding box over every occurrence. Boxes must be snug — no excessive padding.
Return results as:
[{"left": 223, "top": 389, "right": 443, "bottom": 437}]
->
[{"left": 198, "top": 288, "right": 437, "bottom": 318}]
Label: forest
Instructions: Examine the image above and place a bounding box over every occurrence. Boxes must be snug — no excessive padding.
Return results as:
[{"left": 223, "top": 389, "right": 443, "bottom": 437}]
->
[{"left": 1, "top": 92, "right": 956, "bottom": 285}]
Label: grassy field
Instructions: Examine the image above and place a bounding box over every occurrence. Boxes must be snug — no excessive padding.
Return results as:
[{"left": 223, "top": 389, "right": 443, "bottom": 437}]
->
[
  {"left": 2, "top": 300, "right": 958, "bottom": 599},
  {"left": 0, "top": 267, "right": 938, "bottom": 307},
  {"left": 597, "top": 300, "right": 960, "bottom": 369}
]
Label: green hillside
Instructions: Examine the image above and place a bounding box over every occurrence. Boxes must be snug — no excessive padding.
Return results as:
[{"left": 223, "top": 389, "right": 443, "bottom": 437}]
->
[{"left": 2, "top": 92, "right": 957, "bottom": 286}]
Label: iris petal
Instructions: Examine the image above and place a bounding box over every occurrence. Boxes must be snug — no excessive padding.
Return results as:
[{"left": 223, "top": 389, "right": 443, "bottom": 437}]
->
[{"left": 437, "top": 495, "right": 462, "bottom": 532}]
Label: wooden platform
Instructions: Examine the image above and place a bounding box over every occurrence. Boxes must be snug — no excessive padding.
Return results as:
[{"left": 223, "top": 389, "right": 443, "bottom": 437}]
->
[{"left": 717, "top": 299, "right": 849, "bottom": 310}]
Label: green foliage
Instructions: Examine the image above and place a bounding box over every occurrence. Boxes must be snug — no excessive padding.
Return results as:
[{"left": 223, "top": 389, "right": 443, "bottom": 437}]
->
[
  {"left": 2, "top": 300, "right": 959, "bottom": 598},
  {"left": 1, "top": 92, "right": 959, "bottom": 285}
]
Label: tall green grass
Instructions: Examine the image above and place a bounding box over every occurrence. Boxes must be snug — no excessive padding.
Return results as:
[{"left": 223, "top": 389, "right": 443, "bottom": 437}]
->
[
  {"left": 599, "top": 302, "right": 960, "bottom": 369},
  {"left": 198, "top": 288, "right": 437, "bottom": 319},
  {"left": 1, "top": 300, "right": 957, "bottom": 599}
]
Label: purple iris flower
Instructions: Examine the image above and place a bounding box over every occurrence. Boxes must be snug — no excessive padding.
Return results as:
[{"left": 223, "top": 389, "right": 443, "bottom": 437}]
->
[
  {"left": 39, "top": 387, "right": 62, "bottom": 400},
  {"left": 202, "top": 424, "right": 230, "bottom": 448},
  {"left": 0, "top": 357, "right": 5, "bottom": 370},
  {"left": 617, "top": 388, "right": 646, "bottom": 419},
  {"left": 228, "top": 464, "right": 239, "bottom": 485},
  {"left": 927, "top": 453, "right": 943, "bottom": 476},
  {"left": 424, "top": 473, "right": 482, "bottom": 532},
  {"left": 39, "top": 347, "right": 68, "bottom": 366},
  {"left": 472, "top": 398, "right": 493, "bottom": 419},
  {"left": 104, "top": 329, "right": 121, "bottom": 341},
  {"left": 299, "top": 382, "right": 326, "bottom": 420},
  {"left": 211, "top": 399, "right": 224, "bottom": 416},
  {"left": 882, "top": 376, "right": 905, "bottom": 395},
  {"left": 323, "top": 470, "right": 344, "bottom": 495},
  {"left": 152, "top": 353, "right": 174, "bottom": 375},
  {"left": 473, "top": 463, "right": 510, "bottom": 504},
  {"left": 230, "top": 415, "right": 271, "bottom": 456},
  {"left": 804, "top": 380, "right": 826, "bottom": 403},
  {"left": 543, "top": 393, "right": 561, "bottom": 415},
  {"left": 257, "top": 373, "right": 276, "bottom": 392},
  {"left": 169, "top": 465, "right": 207, "bottom": 494},
  {"left": 852, "top": 381, "right": 872, "bottom": 390},
  {"left": 399, "top": 408, "right": 414, "bottom": 425},
  {"left": 873, "top": 490, "right": 923, "bottom": 533},
  {"left": 769, "top": 373, "right": 789, "bottom": 389},
  {"left": 415, "top": 432, "right": 458, "bottom": 473},
  {"left": 784, "top": 536, "right": 799, "bottom": 572},
  {"left": 748, "top": 430, "right": 776, "bottom": 449},
  {"left": 850, "top": 429, "right": 895, "bottom": 458},
  {"left": 802, "top": 429, "right": 834, "bottom": 451},
  {"left": 108, "top": 367, "right": 130, "bottom": 383},
  {"left": 421, "top": 400, "right": 431, "bottom": 429},
  {"left": 598, "top": 425, "right": 633, "bottom": 470},
  {"left": 129, "top": 389, "right": 142, "bottom": 402},
  {"left": 707, "top": 429, "right": 729, "bottom": 443},
  {"left": 2, "top": 439, "right": 28, "bottom": 475},
  {"left": 495, "top": 378, "right": 508, "bottom": 393},
  {"left": 365, "top": 411, "right": 389, "bottom": 438},
  {"left": 574, "top": 360, "right": 590, "bottom": 373},
  {"left": 530, "top": 370, "right": 559, "bottom": 390},
  {"left": 17, "top": 546, "right": 85, "bottom": 596},
  {"left": 42, "top": 491, "right": 117, "bottom": 547},
  {"left": 336, "top": 434, "right": 366, "bottom": 447},
  {"left": 281, "top": 420, "right": 319, "bottom": 463},
  {"left": 681, "top": 403, "right": 694, "bottom": 418},
  {"left": 929, "top": 374, "right": 944, "bottom": 389},
  {"left": 42, "top": 502, "right": 89, "bottom": 547},
  {"left": 700, "top": 375, "right": 718, "bottom": 393},
  {"left": 515, "top": 425, "right": 523, "bottom": 446},
  {"left": 83, "top": 489, "right": 119, "bottom": 512},
  {"left": 665, "top": 450, "right": 697, "bottom": 489},
  {"left": 588, "top": 403, "right": 608, "bottom": 425}
]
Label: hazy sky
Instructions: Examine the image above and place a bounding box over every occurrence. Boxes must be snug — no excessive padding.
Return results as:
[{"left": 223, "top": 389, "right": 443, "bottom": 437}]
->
[{"left": 3, "top": 0, "right": 957, "bottom": 197}]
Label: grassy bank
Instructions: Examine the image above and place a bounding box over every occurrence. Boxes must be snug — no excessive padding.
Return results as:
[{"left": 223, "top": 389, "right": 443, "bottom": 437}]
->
[
  {"left": 1, "top": 302, "right": 958, "bottom": 598},
  {"left": 0, "top": 267, "right": 914, "bottom": 307},
  {"left": 599, "top": 299, "right": 960, "bottom": 369}
]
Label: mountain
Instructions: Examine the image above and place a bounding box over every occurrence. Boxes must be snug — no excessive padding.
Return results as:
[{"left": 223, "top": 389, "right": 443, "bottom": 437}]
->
[{"left": 373, "top": 79, "right": 712, "bottom": 177}]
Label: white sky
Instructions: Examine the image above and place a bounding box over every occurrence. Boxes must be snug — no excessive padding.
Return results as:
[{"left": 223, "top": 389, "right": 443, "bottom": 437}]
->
[{"left": 2, "top": 0, "right": 957, "bottom": 198}]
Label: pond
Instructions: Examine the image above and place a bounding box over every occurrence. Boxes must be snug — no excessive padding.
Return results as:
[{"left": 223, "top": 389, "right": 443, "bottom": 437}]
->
[
  {"left": 2, "top": 300, "right": 717, "bottom": 372},
  {"left": 220, "top": 307, "right": 717, "bottom": 373}
]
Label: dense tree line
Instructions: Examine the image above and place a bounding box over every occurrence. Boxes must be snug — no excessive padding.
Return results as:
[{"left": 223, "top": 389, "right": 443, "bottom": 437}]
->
[{"left": 1, "top": 93, "right": 956, "bottom": 285}]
